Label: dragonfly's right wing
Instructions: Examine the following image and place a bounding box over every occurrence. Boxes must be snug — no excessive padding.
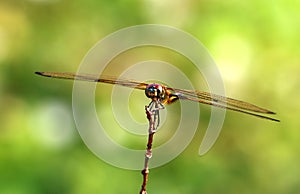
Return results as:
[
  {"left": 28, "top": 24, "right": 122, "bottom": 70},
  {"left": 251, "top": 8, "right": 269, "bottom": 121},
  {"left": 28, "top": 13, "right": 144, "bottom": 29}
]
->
[{"left": 35, "top": 72, "right": 148, "bottom": 90}]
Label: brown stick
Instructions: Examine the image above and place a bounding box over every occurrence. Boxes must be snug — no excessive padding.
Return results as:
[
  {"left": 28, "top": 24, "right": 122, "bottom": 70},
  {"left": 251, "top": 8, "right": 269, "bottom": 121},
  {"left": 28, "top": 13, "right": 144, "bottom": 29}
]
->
[{"left": 139, "top": 105, "right": 156, "bottom": 194}]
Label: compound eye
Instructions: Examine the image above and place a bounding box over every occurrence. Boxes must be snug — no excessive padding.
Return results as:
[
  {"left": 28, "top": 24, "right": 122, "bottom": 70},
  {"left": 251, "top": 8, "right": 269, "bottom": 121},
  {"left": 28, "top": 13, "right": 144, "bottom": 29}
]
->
[
  {"left": 145, "top": 85, "right": 156, "bottom": 98},
  {"left": 148, "top": 87, "right": 156, "bottom": 94},
  {"left": 145, "top": 84, "right": 165, "bottom": 100}
]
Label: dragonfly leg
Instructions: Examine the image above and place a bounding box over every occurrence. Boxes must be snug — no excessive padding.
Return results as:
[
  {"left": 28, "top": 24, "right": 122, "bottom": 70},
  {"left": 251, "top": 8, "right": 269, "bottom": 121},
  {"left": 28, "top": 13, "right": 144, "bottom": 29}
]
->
[{"left": 147, "top": 100, "right": 164, "bottom": 132}]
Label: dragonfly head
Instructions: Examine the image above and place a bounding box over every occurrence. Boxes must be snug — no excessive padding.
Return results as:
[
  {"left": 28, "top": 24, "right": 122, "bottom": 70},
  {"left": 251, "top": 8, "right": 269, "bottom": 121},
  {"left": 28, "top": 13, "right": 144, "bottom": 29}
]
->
[{"left": 145, "top": 84, "right": 166, "bottom": 101}]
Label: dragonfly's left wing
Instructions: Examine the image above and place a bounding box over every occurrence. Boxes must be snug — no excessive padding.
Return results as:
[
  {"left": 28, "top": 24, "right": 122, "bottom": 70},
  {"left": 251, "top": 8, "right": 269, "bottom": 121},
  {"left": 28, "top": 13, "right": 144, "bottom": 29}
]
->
[
  {"left": 168, "top": 87, "right": 280, "bottom": 122},
  {"left": 35, "top": 72, "right": 148, "bottom": 90}
]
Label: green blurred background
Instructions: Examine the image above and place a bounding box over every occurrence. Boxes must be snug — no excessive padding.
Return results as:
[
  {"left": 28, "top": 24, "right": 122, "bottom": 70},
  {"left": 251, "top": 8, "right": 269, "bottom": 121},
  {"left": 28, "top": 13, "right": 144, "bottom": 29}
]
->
[{"left": 0, "top": 0, "right": 299, "bottom": 193}]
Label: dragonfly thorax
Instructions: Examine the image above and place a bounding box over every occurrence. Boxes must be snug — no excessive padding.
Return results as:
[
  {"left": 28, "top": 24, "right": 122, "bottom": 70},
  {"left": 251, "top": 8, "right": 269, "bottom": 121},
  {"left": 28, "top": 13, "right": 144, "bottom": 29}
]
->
[{"left": 145, "top": 84, "right": 166, "bottom": 101}]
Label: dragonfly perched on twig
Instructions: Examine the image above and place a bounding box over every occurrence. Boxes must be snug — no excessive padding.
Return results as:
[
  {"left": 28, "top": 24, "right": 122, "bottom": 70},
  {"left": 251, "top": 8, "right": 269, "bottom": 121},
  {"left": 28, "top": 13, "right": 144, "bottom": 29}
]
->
[{"left": 35, "top": 71, "right": 280, "bottom": 122}]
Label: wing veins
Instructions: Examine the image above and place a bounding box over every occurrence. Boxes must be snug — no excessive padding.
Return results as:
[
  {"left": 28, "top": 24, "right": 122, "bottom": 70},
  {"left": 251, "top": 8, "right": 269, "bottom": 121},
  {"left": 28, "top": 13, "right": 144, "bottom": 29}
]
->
[
  {"left": 170, "top": 88, "right": 275, "bottom": 114},
  {"left": 35, "top": 72, "right": 148, "bottom": 90},
  {"left": 177, "top": 95, "right": 279, "bottom": 122}
]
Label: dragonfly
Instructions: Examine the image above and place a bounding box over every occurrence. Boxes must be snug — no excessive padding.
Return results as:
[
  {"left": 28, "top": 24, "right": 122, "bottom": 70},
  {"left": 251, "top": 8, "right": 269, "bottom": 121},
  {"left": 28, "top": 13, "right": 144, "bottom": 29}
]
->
[{"left": 35, "top": 71, "right": 280, "bottom": 122}]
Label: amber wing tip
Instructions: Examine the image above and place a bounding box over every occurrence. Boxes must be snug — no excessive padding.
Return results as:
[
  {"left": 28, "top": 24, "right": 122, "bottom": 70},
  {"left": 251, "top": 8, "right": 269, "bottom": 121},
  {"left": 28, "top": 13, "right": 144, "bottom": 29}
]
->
[
  {"left": 35, "top": 71, "right": 45, "bottom": 76},
  {"left": 264, "top": 110, "right": 280, "bottom": 122},
  {"left": 35, "top": 71, "right": 52, "bottom": 78}
]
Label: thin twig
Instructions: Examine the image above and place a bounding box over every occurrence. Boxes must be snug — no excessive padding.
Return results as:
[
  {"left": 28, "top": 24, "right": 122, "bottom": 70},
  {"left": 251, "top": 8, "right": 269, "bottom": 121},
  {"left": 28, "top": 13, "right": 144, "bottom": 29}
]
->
[{"left": 139, "top": 101, "right": 164, "bottom": 194}]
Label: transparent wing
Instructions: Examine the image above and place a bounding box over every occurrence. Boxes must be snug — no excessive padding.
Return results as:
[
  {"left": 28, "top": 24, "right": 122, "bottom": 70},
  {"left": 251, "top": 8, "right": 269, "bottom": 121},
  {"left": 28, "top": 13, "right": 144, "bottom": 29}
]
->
[
  {"left": 168, "top": 87, "right": 279, "bottom": 122},
  {"left": 35, "top": 72, "right": 148, "bottom": 90},
  {"left": 36, "top": 72, "right": 279, "bottom": 122}
]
